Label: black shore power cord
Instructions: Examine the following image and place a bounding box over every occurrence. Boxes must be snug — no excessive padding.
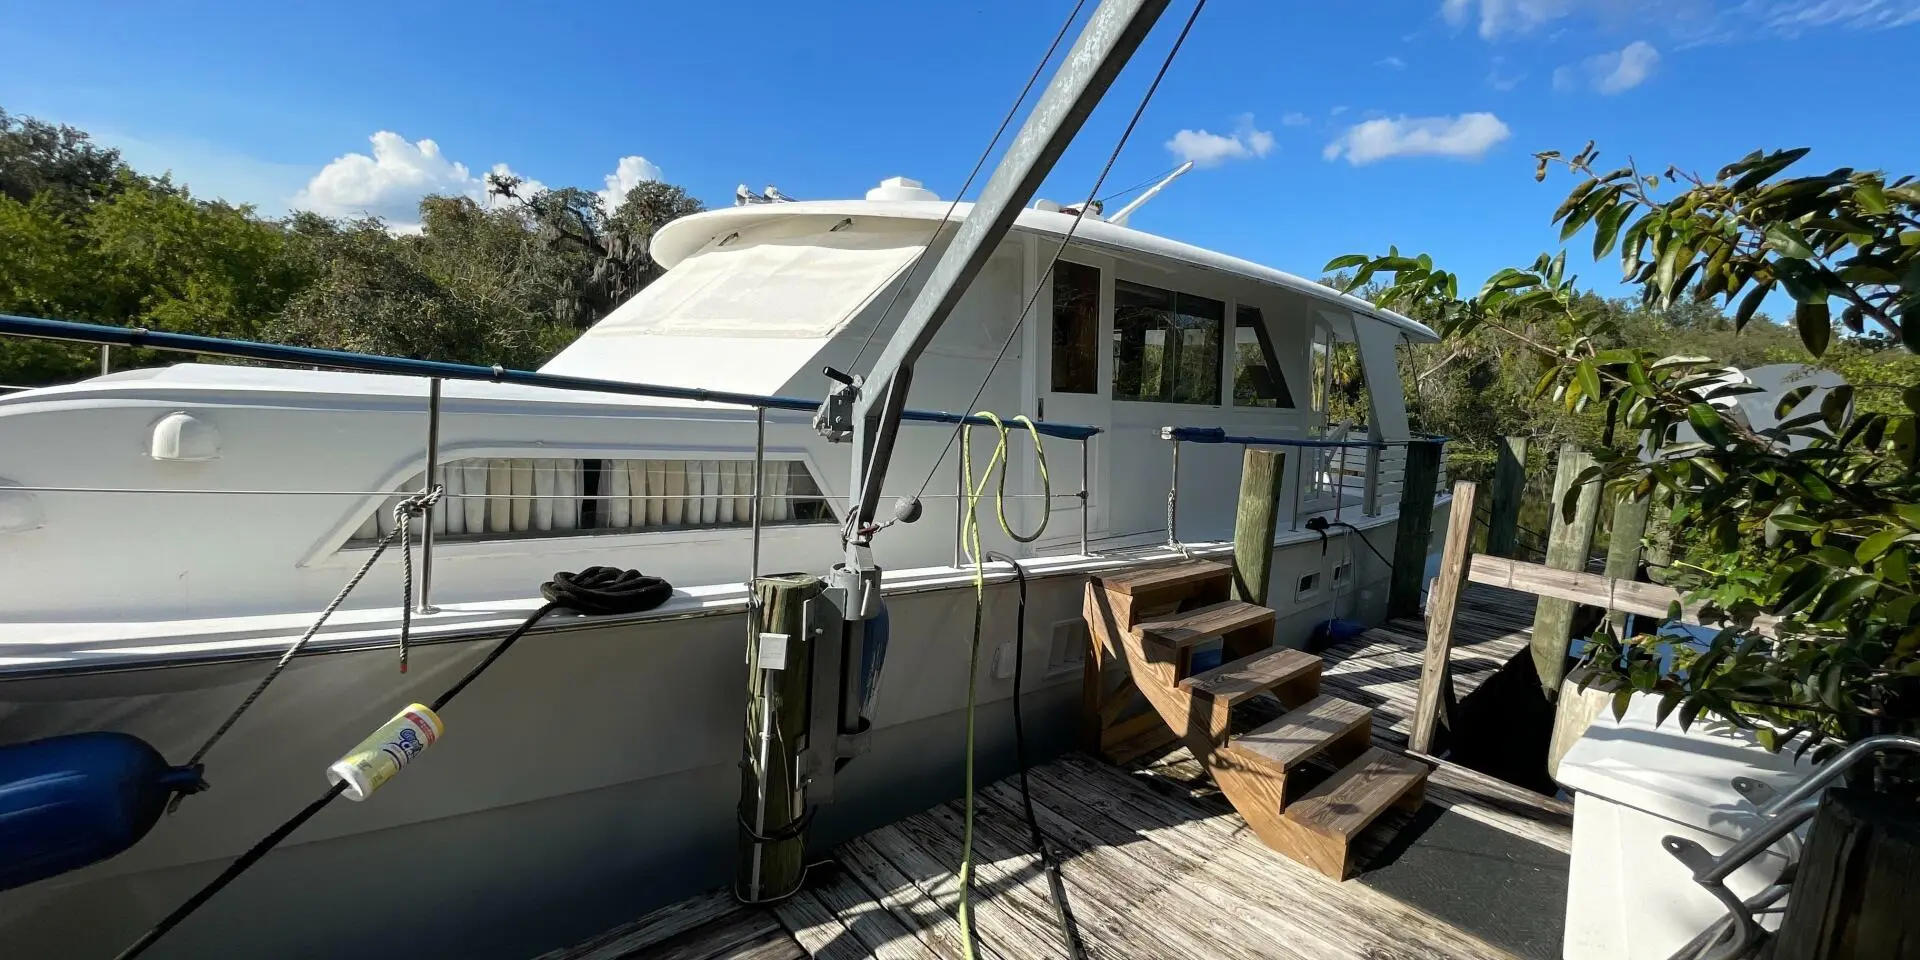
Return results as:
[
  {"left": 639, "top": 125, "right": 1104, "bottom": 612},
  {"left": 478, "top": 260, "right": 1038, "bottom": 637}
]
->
[
  {"left": 984, "top": 552, "right": 1086, "bottom": 960},
  {"left": 113, "top": 567, "right": 672, "bottom": 960}
]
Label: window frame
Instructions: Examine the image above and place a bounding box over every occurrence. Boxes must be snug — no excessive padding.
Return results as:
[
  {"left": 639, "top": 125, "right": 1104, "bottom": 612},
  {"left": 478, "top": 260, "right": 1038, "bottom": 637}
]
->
[
  {"left": 1109, "top": 277, "right": 1227, "bottom": 407},
  {"left": 1228, "top": 303, "right": 1295, "bottom": 409},
  {"left": 315, "top": 444, "right": 840, "bottom": 566}
]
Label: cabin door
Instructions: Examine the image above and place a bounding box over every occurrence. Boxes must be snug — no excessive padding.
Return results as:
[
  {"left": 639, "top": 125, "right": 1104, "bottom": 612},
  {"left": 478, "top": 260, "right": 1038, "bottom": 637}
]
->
[{"left": 1033, "top": 254, "right": 1112, "bottom": 546}]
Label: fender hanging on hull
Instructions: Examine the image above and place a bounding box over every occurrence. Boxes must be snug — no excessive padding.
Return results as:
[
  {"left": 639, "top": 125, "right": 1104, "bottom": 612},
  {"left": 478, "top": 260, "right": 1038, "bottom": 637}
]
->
[{"left": 0, "top": 732, "right": 205, "bottom": 892}]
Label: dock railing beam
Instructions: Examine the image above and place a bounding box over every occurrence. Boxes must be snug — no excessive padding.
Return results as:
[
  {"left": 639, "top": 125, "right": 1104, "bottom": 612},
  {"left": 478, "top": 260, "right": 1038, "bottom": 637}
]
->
[
  {"left": 1386, "top": 439, "right": 1443, "bottom": 620},
  {"left": 1410, "top": 480, "right": 1479, "bottom": 755},
  {"left": 1530, "top": 442, "right": 1603, "bottom": 699},
  {"left": 1484, "top": 435, "right": 1528, "bottom": 558},
  {"left": 1231, "top": 447, "right": 1284, "bottom": 606}
]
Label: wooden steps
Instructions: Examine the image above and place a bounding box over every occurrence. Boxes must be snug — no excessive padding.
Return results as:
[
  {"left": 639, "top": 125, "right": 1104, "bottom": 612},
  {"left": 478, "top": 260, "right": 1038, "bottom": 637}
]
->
[
  {"left": 1273, "top": 747, "right": 1429, "bottom": 880},
  {"left": 1135, "top": 600, "right": 1272, "bottom": 649},
  {"left": 1181, "top": 646, "right": 1320, "bottom": 707},
  {"left": 1231, "top": 694, "right": 1372, "bottom": 773},
  {"left": 1082, "top": 558, "right": 1432, "bottom": 882}
]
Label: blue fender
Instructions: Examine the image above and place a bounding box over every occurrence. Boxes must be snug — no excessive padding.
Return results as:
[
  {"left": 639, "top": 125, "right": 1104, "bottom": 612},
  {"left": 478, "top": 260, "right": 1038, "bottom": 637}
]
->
[
  {"left": 0, "top": 732, "right": 205, "bottom": 892},
  {"left": 858, "top": 603, "right": 889, "bottom": 721}
]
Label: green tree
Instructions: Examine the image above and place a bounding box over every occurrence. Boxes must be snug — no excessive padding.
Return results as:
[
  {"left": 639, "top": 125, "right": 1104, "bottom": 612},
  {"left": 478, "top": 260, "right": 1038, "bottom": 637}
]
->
[{"left": 1333, "top": 144, "right": 1920, "bottom": 786}]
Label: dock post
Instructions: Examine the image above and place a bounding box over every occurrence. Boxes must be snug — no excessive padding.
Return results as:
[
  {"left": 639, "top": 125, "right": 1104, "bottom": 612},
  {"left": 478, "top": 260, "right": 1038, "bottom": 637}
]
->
[
  {"left": 1232, "top": 447, "right": 1284, "bottom": 606},
  {"left": 737, "top": 573, "right": 822, "bottom": 903},
  {"left": 1484, "top": 435, "right": 1528, "bottom": 558},
  {"left": 1386, "top": 439, "right": 1443, "bottom": 620},
  {"left": 1530, "top": 443, "right": 1602, "bottom": 698},
  {"left": 1602, "top": 493, "right": 1650, "bottom": 621},
  {"left": 1411, "top": 480, "right": 1478, "bottom": 755}
]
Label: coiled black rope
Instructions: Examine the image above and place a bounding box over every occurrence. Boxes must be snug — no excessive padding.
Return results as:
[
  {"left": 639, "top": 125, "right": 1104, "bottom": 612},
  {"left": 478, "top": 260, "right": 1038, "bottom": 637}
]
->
[{"left": 113, "top": 566, "right": 672, "bottom": 960}]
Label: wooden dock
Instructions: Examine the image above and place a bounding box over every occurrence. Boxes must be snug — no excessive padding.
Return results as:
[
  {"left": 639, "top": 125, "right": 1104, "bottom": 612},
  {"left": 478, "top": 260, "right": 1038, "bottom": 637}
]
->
[{"left": 540, "top": 583, "right": 1571, "bottom": 960}]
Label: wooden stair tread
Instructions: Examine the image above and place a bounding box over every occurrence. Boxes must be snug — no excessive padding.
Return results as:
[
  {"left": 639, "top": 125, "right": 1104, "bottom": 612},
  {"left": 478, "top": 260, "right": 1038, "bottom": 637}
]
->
[
  {"left": 1232, "top": 695, "right": 1371, "bottom": 771},
  {"left": 1180, "top": 646, "right": 1320, "bottom": 705},
  {"left": 1133, "top": 600, "right": 1273, "bottom": 649},
  {"left": 1285, "top": 746, "right": 1429, "bottom": 840},
  {"left": 1093, "top": 559, "right": 1231, "bottom": 596}
]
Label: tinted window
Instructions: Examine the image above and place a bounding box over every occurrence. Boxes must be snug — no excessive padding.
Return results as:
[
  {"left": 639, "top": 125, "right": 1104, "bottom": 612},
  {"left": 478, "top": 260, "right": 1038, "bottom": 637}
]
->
[
  {"left": 1112, "top": 280, "right": 1223, "bottom": 405},
  {"left": 1050, "top": 261, "right": 1100, "bottom": 394},
  {"left": 1232, "top": 305, "right": 1293, "bottom": 408}
]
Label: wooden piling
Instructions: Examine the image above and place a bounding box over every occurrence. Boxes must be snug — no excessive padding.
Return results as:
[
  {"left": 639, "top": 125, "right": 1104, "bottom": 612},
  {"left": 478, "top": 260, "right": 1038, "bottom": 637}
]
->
[
  {"left": 1387, "top": 440, "right": 1444, "bottom": 620},
  {"left": 1232, "top": 448, "right": 1285, "bottom": 606},
  {"left": 1410, "top": 480, "right": 1479, "bottom": 755},
  {"left": 1602, "top": 493, "right": 1651, "bottom": 638},
  {"left": 1485, "top": 436, "right": 1528, "bottom": 558},
  {"left": 1776, "top": 788, "right": 1920, "bottom": 959},
  {"left": 736, "top": 573, "right": 821, "bottom": 903},
  {"left": 1530, "top": 443, "right": 1602, "bottom": 698}
]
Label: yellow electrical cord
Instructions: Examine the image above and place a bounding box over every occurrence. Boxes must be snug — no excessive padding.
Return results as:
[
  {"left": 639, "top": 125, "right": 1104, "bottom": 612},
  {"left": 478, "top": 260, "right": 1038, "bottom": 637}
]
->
[{"left": 956, "top": 412, "right": 1050, "bottom": 957}]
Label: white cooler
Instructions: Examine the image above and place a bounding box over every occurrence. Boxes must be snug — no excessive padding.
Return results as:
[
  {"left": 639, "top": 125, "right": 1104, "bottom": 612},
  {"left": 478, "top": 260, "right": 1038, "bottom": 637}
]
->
[{"left": 1555, "top": 695, "right": 1813, "bottom": 960}]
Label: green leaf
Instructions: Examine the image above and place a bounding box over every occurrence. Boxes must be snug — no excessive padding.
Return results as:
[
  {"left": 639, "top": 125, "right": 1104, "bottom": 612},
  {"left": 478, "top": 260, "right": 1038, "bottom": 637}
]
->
[
  {"left": 1796, "top": 301, "right": 1831, "bottom": 357},
  {"left": 1809, "top": 576, "right": 1877, "bottom": 623},
  {"left": 1820, "top": 384, "right": 1853, "bottom": 431},
  {"left": 1894, "top": 504, "right": 1920, "bottom": 531},
  {"left": 1857, "top": 181, "right": 1890, "bottom": 215},
  {"left": 1766, "top": 222, "right": 1815, "bottom": 259},
  {"left": 1904, "top": 385, "right": 1920, "bottom": 415},
  {"left": 1620, "top": 215, "right": 1651, "bottom": 278},
  {"left": 1774, "top": 385, "right": 1815, "bottom": 420},
  {"left": 1857, "top": 527, "right": 1903, "bottom": 565},
  {"left": 1733, "top": 281, "right": 1773, "bottom": 329},
  {"left": 1688, "top": 403, "right": 1730, "bottom": 447},
  {"left": 1768, "top": 513, "right": 1821, "bottom": 532},
  {"left": 1576, "top": 360, "right": 1603, "bottom": 406},
  {"left": 1553, "top": 179, "right": 1599, "bottom": 224},
  {"left": 1592, "top": 202, "right": 1630, "bottom": 260},
  {"left": 1730, "top": 148, "right": 1809, "bottom": 192},
  {"left": 1323, "top": 253, "right": 1369, "bottom": 272},
  {"left": 1653, "top": 354, "right": 1713, "bottom": 370},
  {"left": 1774, "top": 563, "right": 1827, "bottom": 614},
  {"left": 1611, "top": 686, "right": 1633, "bottom": 721}
]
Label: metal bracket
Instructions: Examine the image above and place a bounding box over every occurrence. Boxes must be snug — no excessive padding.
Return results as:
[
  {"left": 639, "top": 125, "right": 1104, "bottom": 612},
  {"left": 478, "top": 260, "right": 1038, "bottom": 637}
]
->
[
  {"left": 799, "top": 596, "right": 847, "bottom": 803},
  {"left": 813, "top": 367, "right": 859, "bottom": 443}
]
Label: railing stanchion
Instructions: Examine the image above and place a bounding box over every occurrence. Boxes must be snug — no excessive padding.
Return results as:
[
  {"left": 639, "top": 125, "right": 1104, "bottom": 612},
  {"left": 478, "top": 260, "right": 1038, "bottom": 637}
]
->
[
  {"left": 1364, "top": 443, "right": 1382, "bottom": 517},
  {"left": 417, "top": 377, "right": 441, "bottom": 614},
  {"left": 953, "top": 441, "right": 965, "bottom": 568},
  {"left": 751, "top": 407, "right": 765, "bottom": 587},
  {"left": 1078, "top": 437, "right": 1090, "bottom": 556},
  {"left": 99, "top": 345, "right": 110, "bottom": 376},
  {"left": 1334, "top": 444, "right": 1349, "bottom": 524},
  {"left": 1290, "top": 446, "right": 1305, "bottom": 531},
  {"left": 1164, "top": 434, "right": 1181, "bottom": 550}
]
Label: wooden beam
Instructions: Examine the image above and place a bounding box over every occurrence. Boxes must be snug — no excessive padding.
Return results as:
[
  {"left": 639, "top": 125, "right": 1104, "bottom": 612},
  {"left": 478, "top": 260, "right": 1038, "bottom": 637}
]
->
[
  {"left": 1530, "top": 443, "right": 1602, "bottom": 698},
  {"left": 1484, "top": 435, "right": 1528, "bottom": 559},
  {"left": 1602, "top": 492, "right": 1652, "bottom": 636},
  {"left": 1388, "top": 439, "right": 1444, "bottom": 620},
  {"left": 1231, "top": 447, "right": 1284, "bottom": 606},
  {"left": 1775, "top": 788, "right": 1920, "bottom": 960},
  {"left": 1410, "top": 480, "right": 1479, "bottom": 755},
  {"left": 1466, "top": 554, "right": 1778, "bottom": 637}
]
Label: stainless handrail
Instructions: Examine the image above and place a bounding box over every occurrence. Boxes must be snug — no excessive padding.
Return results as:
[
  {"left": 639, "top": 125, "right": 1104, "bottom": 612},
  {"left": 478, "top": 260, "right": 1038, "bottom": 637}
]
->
[{"left": 1667, "top": 734, "right": 1920, "bottom": 960}]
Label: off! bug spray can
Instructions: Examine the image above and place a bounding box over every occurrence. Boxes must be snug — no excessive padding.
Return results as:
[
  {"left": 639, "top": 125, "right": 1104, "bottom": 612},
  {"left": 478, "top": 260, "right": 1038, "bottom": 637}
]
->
[{"left": 327, "top": 704, "right": 444, "bottom": 801}]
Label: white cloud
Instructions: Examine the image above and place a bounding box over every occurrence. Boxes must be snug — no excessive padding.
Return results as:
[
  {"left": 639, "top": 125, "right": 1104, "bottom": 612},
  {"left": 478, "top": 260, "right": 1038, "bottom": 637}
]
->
[
  {"left": 1377, "top": 55, "right": 1408, "bottom": 69},
  {"left": 1441, "top": 0, "right": 1579, "bottom": 38},
  {"left": 1752, "top": 0, "right": 1920, "bottom": 33},
  {"left": 293, "top": 132, "right": 665, "bottom": 230},
  {"left": 1164, "top": 114, "right": 1276, "bottom": 168},
  {"left": 1281, "top": 112, "right": 1312, "bottom": 127},
  {"left": 1322, "top": 112, "right": 1511, "bottom": 166},
  {"left": 1443, "top": 0, "right": 1917, "bottom": 42},
  {"left": 1556, "top": 40, "right": 1661, "bottom": 93},
  {"left": 597, "top": 155, "right": 664, "bottom": 212},
  {"left": 294, "top": 132, "right": 485, "bottom": 226},
  {"left": 1486, "top": 56, "right": 1525, "bottom": 90}
]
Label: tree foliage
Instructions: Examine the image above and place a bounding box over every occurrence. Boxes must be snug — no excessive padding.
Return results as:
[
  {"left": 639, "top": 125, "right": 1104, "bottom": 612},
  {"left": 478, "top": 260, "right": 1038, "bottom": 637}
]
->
[
  {"left": 1331, "top": 144, "right": 1920, "bottom": 787},
  {"left": 0, "top": 107, "right": 704, "bottom": 384}
]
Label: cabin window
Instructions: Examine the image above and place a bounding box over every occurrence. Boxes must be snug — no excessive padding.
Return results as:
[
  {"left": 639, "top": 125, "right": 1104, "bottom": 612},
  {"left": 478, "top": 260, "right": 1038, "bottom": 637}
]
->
[
  {"left": 1111, "top": 280, "right": 1223, "bottom": 405},
  {"left": 1310, "top": 323, "right": 1332, "bottom": 413},
  {"left": 1050, "top": 261, "right": 1101, "bottom": 394},
  {"left": 349, "top": 457, "right": 834, "bottom": 543},
  {"left": 1231, "top": 305, "right": 1293, "bottom": 408}
]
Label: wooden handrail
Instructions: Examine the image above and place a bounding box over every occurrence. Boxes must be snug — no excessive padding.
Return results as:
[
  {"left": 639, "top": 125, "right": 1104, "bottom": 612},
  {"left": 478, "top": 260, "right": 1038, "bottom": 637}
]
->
[{"left": 1408, "top": 479, "right": 1776, "bottom": 756}]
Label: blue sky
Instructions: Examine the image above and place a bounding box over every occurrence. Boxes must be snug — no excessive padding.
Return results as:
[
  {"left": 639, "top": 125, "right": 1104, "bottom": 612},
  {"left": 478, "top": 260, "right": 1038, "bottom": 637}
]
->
[{"left": 3, "top": 0, "right": 1916, "bottom": 303}]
